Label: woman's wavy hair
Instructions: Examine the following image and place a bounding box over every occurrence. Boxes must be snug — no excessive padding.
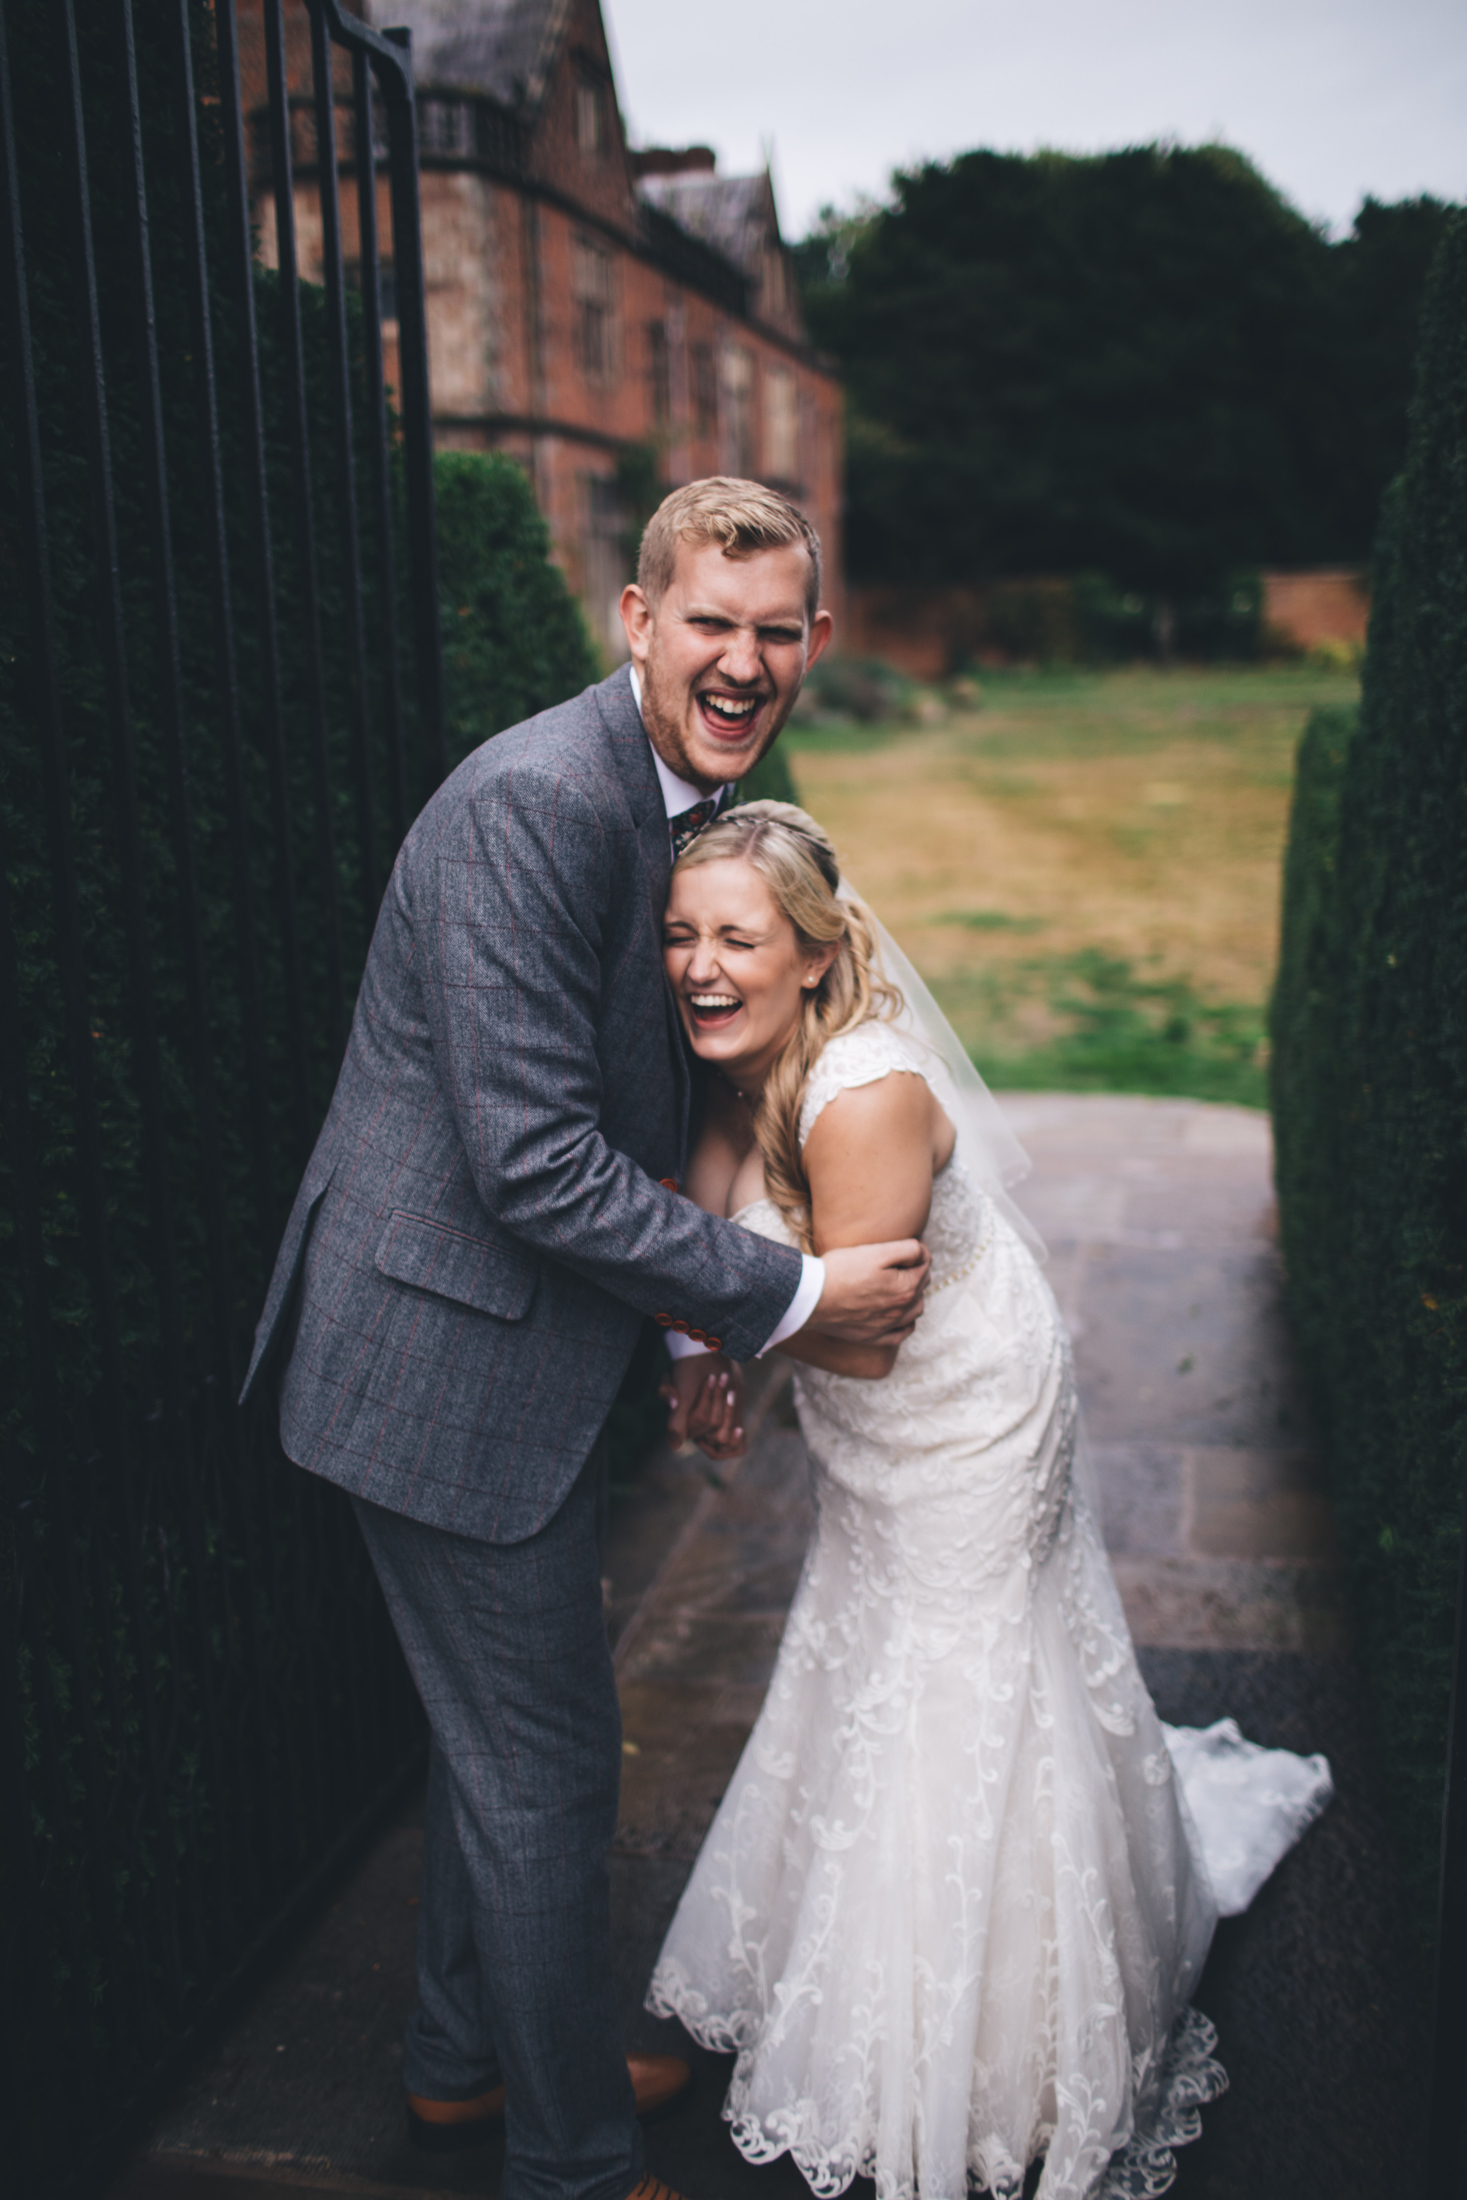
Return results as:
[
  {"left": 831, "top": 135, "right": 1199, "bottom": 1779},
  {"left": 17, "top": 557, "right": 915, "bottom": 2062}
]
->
[{"left": 673, "top": 800, "right": 901, "bottom": 1249}]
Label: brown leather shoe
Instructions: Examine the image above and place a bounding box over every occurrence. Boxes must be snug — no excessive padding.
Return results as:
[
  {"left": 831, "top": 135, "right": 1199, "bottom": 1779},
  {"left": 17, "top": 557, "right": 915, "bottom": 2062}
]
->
[
  {"left": 406, "top": 2054, "right": 692, "bottom": 2153},
  {"left": 625, "top": 2051, "right": 694, "bottom": 2116},
  {"left": 405, "top": 2086, "right": 507, "bottom": 2153}
]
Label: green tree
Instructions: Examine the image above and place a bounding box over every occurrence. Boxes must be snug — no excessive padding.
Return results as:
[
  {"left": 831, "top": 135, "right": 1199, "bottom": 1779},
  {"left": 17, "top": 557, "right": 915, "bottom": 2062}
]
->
[
  {"left": 436, "top": 451, "right": 599, "bottom": 768},
  {"left": 798, "top": 148, "right": 1454, "bottom": 599}
]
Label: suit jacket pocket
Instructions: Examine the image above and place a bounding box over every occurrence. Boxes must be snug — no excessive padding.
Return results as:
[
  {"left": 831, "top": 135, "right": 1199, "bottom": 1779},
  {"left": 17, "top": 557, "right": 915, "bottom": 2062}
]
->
[{"left": 375, "top": 1210, "right": 537, "bottom": 1322}]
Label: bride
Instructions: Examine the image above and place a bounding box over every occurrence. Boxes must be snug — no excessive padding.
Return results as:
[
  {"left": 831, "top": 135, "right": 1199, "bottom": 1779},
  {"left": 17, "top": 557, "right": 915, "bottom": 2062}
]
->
[{"left": 646, "top": 800, "right": 1332, "bottom": 2200}]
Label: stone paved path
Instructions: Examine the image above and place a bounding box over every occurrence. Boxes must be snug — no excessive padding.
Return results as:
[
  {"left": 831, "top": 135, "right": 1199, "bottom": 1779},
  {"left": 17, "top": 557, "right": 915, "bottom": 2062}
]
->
[{"left": 121, "top": 1099, "right": 1428, "bottom": 2200}]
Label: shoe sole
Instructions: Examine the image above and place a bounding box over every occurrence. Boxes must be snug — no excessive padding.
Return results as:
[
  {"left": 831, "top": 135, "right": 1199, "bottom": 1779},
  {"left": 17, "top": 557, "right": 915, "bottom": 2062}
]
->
[{"left": 406, "top": 2073, "right": 694, "bottom": 2154}]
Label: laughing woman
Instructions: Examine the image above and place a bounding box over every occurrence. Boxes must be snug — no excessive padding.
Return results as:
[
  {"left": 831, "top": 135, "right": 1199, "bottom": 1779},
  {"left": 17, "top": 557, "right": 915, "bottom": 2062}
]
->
[{"left": 646, "top": 801, "right": 1332, "bottom": 2200}]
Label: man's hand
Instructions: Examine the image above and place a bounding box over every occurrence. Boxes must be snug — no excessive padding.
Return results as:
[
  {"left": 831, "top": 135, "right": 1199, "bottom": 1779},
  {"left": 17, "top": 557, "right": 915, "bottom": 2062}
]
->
[
  {"left": 802, "top": 1240, "right": 930, "bottom": 1348},
  {"left": 659, "top": 1353, "right": 747, "bottom": 1462}
]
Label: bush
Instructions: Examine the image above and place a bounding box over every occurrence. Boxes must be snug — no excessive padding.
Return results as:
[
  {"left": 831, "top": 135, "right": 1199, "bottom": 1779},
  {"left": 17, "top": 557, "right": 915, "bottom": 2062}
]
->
[
  {"left": 794, "top": 652, "right": 912, "bottom": 724},
  {"left": 1270, "top": 210, "right": 1467, "bottom": 1928},
  {"left": 437, "top": 452, "right": 599, "bottom": 769}
]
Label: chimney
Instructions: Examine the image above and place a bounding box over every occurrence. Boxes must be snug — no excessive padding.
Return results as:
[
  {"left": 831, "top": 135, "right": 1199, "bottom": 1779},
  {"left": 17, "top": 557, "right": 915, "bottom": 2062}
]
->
[{"left": 630, "top": 145, "right": 717, "bottom": 180}]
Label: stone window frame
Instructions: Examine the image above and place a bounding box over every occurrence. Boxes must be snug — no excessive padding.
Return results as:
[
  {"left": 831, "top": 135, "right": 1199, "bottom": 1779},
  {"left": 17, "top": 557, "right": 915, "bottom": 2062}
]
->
[
  {"left": 572, "top": 231, "right": 618, "bottom": 385},
  {"left": 719, "top": 340, "right": 755, "bottom": 477},
  {"left": 763, "top": 361, "right": 799, "bottom": 486}
]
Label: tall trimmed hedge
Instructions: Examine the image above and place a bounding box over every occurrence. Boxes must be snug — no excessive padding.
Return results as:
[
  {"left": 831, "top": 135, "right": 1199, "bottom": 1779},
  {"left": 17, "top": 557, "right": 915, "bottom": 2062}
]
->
[{"left": 1271, "top": 212, "right": 1467, "bottom": 1923}]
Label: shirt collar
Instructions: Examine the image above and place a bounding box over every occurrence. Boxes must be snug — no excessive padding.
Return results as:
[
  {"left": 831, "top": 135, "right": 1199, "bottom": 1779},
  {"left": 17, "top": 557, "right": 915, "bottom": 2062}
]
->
[{"left": 628, "top": 665, "right": 728, "bottom": 819}]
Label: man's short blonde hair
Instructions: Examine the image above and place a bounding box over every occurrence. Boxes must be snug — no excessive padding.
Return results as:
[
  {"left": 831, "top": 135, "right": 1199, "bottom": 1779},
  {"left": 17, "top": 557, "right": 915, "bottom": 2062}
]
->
[{"left": 636, "top": 477, "right": 822, "bottom": 619}]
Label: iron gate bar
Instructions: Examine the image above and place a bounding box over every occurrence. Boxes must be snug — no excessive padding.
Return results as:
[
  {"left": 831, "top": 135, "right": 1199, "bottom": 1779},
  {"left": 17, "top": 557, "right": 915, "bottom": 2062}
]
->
[
  {"left": 166, "top": 0, "right": 277, "bottom": 1246},
  {"left": 352, "top": 45, "right": 408, "bottom": 851},
  {"left": 0, "top": 57, "right": 106, "bottom": 2043},
  {"left": 370, "top": 13, "right": 446, "bottom": 792},
  {"left": 306, "top": 1, "right": 448, "bottom": 801},
  {"left": 0, "top": 808, "right": 70, "bottom": 2132},
  {"left": 1430, "top": 1482, "right": 1467, "bottom": 2188},
  {"left": 57, "top": 0, "right": 190, "bottom": 2031},
  {"left": 111, "top": 0, "right": 265, "bottom": 1961},
  {"left": 214, "top": 0, "right": 312, "bottom": 1159},
  {"left": 158, "top": 0, "right": 291, "bottom": 1892},
  {"left": 116, "top": 0, "right": 240, "bottom": 1391},
  {"left": 309, "top": 1, "right": 379, "bottom": 935},
  {"left": 262, "top": 0, "right": 347, "bottom": 1062}
]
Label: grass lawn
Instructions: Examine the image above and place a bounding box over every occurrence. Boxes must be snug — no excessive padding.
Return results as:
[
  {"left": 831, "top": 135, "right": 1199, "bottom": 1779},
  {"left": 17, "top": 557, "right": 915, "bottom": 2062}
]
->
[{"left": 782, "top": 663, "right": 1360, "bottom": 1107}]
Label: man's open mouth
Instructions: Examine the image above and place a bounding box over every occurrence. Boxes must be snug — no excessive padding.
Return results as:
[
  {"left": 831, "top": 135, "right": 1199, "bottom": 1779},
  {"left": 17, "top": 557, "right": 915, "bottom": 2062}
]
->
[
  {"left": 688, "top": 991, "right": 743, "bottom": 1029},
  {"left": 696, "top": 689, "right": 766, "bottom": 741}
]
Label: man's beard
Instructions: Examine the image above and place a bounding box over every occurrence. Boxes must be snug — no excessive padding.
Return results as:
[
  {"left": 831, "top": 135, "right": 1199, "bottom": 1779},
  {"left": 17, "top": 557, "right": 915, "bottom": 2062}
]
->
[{"left": 642, "top": 646, "right": 792, "bottom": 784}]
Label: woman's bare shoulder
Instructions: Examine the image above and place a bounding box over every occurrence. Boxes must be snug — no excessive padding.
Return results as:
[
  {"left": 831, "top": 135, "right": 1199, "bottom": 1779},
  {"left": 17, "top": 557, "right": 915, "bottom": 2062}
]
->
[{"left": 798, "top": 1020, "right": 929, "bottom": 1149}]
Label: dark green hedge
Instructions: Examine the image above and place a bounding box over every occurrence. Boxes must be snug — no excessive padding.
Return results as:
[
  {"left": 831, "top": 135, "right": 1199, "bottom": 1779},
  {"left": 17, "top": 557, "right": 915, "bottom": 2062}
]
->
[
  {"left": 437, "top": 449, "right": 597, "bottom": 768},
  {"left": 1270, "top": 210, "right": 1467, "bottom": 1925}
]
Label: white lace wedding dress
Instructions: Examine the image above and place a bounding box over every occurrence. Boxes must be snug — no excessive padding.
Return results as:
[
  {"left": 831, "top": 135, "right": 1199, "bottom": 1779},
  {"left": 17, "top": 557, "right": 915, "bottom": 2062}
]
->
[{"left": 647, "top": 1022, "right": 1332, "bottom": 2200}]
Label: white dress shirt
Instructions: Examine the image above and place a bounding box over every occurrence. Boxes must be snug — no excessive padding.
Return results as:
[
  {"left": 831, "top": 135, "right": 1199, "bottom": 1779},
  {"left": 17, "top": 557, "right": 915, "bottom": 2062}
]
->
[{"left": 628, "top": 664, "right": 825, "bottom": 1360}]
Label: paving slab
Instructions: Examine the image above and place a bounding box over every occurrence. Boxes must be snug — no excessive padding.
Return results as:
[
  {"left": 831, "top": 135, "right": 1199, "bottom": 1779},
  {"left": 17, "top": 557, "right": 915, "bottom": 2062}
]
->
[{"left": 119, "top": 1096, "right": 1426, "bottom": 2200}]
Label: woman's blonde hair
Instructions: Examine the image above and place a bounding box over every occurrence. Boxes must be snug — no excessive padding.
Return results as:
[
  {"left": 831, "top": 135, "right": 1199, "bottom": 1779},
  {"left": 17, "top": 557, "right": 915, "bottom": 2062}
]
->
[{"left": 673, "top": 800, "right": 899, "bottom": 1249}]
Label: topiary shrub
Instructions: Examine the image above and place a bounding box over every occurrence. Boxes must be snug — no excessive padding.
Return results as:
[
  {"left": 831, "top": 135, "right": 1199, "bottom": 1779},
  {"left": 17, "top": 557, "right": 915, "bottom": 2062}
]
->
[
  {"left": 1270, "top": 211, "right": 1467, "bottom": 1927},
  {"left": 435, "top": 450, "right": 599, "bottom": 769},
  {"left": 1270, "top": 702, "right": 1357, "bottom": 1376}
]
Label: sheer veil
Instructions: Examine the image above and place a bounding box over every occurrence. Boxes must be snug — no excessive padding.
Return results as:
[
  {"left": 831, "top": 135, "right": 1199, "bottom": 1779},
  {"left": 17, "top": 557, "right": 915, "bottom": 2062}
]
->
[{"left": 842, "top": 886, "right": 1047, "bottom": 1262}]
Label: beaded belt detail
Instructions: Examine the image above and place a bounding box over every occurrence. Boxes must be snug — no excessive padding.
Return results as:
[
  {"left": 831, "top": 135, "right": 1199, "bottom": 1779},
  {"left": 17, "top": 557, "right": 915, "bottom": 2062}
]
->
[{"left": 928, "top": 1211, "right": 994, "bottom": 1294}]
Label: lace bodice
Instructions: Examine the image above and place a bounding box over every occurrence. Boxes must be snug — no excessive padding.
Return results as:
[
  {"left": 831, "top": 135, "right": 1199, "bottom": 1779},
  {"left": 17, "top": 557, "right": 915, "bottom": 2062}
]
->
[
  {"left": 742, "top": 1021, "right": 992, "bottom": 1293},
  {"left": 735, "top": 1023, "right": 1072, "bottom": 1539}
]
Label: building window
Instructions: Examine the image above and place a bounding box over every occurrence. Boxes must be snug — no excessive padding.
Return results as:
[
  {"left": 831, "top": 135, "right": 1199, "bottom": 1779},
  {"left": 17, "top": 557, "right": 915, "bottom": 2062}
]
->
[
  {"left": 720, "top": 342, "right": 754, "bottom": 476},
  {"left": 576, "top": 77, "right": 606, "bottom": 158},
  {"left": 573, "top": 234, "right": 616, "bottom": 383},
  {"left": 647, "top": 320, "right": 670, "bottom": 427},
  {"left": 582, "top": 471, "right": 628, "bottom": 658},
  {"left": 692, "top": 343, "right": 717, "bottom": 436},
  {"left": 764, "top": 364, "right": 798, "bottom": 483},
  {"left": 762, "top": 245, "right": 788, "bottom": 322}
]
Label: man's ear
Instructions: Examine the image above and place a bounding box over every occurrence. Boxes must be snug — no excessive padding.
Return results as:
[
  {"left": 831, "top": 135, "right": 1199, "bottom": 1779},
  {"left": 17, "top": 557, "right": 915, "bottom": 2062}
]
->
[
  {"left": 620, "top": 582, "right": 654, "bottom": 664},
  {"left": 805, "top": 608, "right": 835, "bottom": 671}
]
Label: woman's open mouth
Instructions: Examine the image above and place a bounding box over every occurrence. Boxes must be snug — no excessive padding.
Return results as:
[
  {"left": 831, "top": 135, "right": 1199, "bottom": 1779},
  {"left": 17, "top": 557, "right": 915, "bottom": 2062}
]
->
[
  {"left": 696, "top": 689, "right": 766, "bottom": 744},
  {"left": 688, "top": 991, "right": 744, "bottom": 1032}
]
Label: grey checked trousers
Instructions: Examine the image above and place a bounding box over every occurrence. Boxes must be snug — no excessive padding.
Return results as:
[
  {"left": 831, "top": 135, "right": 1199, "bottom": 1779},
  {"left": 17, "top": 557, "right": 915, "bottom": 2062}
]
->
[{"left": 353, "top": 1446, "right": 642, "bottom": 2200}]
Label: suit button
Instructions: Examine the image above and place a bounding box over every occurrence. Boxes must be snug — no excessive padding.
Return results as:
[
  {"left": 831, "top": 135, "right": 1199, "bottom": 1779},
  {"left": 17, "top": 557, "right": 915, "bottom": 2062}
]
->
[
  {"left": 654, "top": 1312, "right": 672, "bottom": 1326},
  {"left": 689, "top": 1327, "right": 707, "bottom": 1344},
  {"left": 670, "top": 1319, "right": 690, "bottom": 1334},
  {"left": 704, "top": 1336, "right": 722, "bottom": 1352},
  {"left": 660, "top": 1176, "right": 680, "bottom": 1193}
]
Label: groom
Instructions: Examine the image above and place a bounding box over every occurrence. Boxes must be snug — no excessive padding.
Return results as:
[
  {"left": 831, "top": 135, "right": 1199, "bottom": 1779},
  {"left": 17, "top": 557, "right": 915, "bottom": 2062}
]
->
[{"left": 242, "top": 478, "right": 929, "bottom": 2200}]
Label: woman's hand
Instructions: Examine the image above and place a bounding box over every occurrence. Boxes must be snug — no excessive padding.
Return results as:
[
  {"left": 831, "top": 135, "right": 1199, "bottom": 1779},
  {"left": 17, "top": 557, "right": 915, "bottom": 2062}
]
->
[{"left": 660, "top": 1354, "right": 747, "bottom": 1461}]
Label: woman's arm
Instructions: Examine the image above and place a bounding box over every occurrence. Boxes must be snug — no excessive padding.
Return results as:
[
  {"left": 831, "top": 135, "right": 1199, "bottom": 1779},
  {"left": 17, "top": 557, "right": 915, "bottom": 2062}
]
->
[{"left": 778, "top": 1071, "right": 940, "bottom": 1379}]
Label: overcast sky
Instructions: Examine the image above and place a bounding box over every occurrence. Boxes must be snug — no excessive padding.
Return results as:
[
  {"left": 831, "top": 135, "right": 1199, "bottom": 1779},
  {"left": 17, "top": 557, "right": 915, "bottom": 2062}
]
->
[{"left": 606, "top": 0, "right": 1465, "bottom": 241}]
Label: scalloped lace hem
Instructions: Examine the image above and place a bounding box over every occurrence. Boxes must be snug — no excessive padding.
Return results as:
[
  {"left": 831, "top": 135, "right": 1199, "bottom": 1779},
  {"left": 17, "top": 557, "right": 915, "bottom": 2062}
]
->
[{"left": 645, "top": 1969, "right": 1226, "bottom": 2200}]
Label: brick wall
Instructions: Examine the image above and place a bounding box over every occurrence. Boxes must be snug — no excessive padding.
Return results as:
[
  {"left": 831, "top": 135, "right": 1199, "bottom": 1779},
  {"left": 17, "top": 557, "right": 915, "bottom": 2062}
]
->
[{"left": 236, "top": 0, "right": 844, "bottom": 663}]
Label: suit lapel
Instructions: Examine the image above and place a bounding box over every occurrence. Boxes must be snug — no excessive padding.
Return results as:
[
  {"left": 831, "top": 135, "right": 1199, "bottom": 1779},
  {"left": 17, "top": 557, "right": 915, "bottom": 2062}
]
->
[{"left": 593, "top": 669, "right": 694, "bottom": 1164}]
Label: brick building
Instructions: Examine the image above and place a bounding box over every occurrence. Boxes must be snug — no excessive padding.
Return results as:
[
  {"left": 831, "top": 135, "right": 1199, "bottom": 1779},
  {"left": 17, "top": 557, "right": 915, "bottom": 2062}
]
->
[{"left": 241, "top": 0, "right": 844, "bottom": 656}]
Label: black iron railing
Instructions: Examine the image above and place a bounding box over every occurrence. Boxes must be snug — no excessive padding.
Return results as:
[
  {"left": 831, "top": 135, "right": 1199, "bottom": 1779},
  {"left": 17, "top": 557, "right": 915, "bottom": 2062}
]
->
[{"left": 0, "top": 3, "right": 446, "bottom": 2190}]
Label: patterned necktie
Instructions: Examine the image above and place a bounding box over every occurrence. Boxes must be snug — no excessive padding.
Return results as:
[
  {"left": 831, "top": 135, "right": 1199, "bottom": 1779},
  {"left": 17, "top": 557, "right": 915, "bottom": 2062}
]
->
[{"left": 668, "top": 794, "right": 721, "bottom": 860}]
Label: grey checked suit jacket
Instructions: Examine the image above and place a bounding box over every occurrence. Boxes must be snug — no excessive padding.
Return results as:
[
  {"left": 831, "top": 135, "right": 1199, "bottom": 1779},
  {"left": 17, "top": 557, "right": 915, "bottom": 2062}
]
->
[{"left": 242, "top": 667, "right": 803, "bottom": 1542}]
